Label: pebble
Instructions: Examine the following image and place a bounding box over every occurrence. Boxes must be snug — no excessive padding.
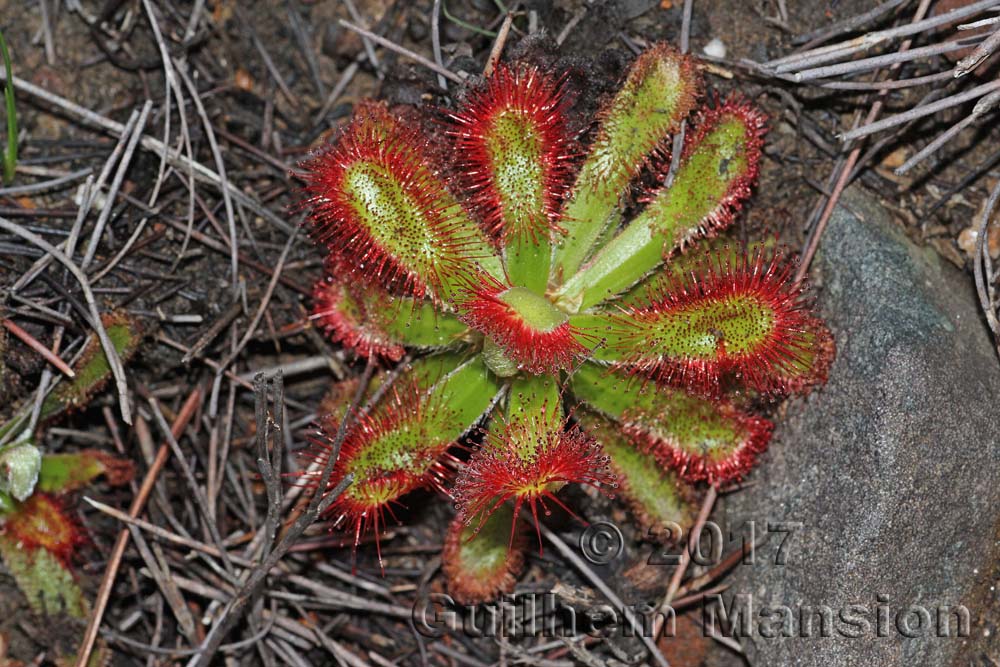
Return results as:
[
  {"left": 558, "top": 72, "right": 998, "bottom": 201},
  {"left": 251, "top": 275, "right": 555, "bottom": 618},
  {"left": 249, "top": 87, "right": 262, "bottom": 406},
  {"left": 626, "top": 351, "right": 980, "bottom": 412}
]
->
[
  {"left": 957, "top": 224, "right": 1000, "bottom": 260},
  {"left": 702, "top": 38, "right": 726, "bottom": 59}
]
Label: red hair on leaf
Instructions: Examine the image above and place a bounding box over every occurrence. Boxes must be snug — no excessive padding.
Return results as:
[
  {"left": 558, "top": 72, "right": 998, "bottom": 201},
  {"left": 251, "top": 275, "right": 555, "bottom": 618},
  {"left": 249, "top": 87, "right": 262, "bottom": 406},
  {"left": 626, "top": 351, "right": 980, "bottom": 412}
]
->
[
  {"left": 453, "top": 417, "right": 614, "bottom": 553},
  {"left": 447, "top": 64, "right": 575, "bottom": 246},
  {"left": 3, "top": 493, "right": 86, "bottom": 566},
  {"left": 610, "top": 246, "right": 830, "bottom": 397},
  {"left": 311, "top": 274, "right": 406, "bottom": 362},
  {"left": 300, "top": 383, "right": 456, "bottom": 571},
  {"left": 456, "top": 272, "right": 591, "bottom": 374},
  {"left": 669, "top": 96, "right": 767, "bottom": 250},
  {"left": 298, "top": 102, "right": 487, "bottom": 301}
]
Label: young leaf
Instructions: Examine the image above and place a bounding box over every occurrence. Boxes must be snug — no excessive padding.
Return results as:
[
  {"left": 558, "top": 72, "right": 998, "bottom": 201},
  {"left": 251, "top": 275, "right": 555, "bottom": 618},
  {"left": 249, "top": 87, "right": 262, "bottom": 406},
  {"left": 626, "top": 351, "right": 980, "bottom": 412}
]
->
[
  {"left": 0, "top": 493, "right": 87, "bottom": 617},
  {"left": 457, "top": 274, "right": 591, "bottom": 374},
  {"left": 553, "top": 45, "right": 699, "bottom": 280},
  {"left": 0, "top": 442, "right": 41, "bottom": 501},
  {"left": 36, "top": 450, "right": 135, "bottom": 494},
  {"left": 556, "top": 99, "right": 765, "bottom": 311},
  {"left": 447, "top": 64, "right": 574, "bottom": 293},
  {"left": 454, "top": 375, "right": 613, "bottom": 546}
]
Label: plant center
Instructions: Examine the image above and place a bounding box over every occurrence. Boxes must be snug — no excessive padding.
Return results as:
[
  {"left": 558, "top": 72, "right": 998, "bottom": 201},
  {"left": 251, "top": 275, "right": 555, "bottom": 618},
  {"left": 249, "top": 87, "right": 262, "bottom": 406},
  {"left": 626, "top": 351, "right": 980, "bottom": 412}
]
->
[{"left": 499, "top": 286, "right": 567, "bottom": 332}]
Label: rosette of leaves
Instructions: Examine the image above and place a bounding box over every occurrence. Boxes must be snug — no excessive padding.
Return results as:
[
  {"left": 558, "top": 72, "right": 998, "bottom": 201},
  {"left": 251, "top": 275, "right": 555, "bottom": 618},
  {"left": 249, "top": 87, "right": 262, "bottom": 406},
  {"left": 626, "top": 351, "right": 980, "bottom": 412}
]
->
[{"left": 299, "top": 45, "right": 834, "bottom": 604}]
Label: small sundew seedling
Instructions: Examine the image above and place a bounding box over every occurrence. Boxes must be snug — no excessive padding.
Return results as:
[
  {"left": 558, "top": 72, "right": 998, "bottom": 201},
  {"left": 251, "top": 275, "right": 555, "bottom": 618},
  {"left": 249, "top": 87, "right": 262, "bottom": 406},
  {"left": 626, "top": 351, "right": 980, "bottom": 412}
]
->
[
  {"left": 300, "top": 44, "right": 834, "bottom": 603},
  {"left": 0, "top": 450, "right": 134, "bottom": 619}
]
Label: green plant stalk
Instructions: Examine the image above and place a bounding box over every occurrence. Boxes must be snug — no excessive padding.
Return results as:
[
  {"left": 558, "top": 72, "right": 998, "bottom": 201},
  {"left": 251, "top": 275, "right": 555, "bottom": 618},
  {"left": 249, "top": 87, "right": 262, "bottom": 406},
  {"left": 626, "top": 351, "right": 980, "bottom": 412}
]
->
[
  {"left": 555, "top": 114, "right": 755, "bottom": 312},
  {"left": 0, "top": 29, "right": 16, "bottom": 185},
  {"left": 504, "top": 374, "right": 561, "bottom": 461},
  {"left": 551, "top": 46, "right": 696, "bottom": 280}
]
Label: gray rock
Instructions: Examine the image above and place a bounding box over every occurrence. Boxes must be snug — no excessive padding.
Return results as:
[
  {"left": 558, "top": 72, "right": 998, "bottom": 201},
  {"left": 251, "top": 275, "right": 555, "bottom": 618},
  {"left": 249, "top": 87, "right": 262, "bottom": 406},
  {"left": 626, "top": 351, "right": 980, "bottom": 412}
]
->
[{"left": 720, "top": 187, "right": 1000, "bottom": 667}]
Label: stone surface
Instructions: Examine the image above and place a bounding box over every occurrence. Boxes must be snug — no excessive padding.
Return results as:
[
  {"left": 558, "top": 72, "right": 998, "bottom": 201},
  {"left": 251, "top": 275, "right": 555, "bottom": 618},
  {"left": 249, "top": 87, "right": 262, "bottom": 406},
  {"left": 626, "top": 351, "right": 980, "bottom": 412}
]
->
[{"left": 721, "top": 187, "right": 1000, "bottom": 667}]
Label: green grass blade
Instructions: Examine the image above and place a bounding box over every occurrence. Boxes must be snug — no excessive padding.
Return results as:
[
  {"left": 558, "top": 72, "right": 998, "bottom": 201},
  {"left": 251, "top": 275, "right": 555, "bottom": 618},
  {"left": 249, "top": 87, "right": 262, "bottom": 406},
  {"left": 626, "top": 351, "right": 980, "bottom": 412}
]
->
[{"left": 0, "top": 29, "right": 16, "bottom": 185}]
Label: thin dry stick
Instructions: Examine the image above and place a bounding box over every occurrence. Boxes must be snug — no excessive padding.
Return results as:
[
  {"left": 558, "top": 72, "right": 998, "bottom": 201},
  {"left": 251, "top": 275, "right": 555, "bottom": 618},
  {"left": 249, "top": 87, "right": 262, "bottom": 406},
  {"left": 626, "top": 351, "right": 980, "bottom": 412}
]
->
[
  {"left": 146, "top": 397, "right": 235, "bottom": 574},
  {"left": 220, "top": 227, "right": 299, "bottom": 371},
  {"left": 894, "top": 88, "right": 1000, "bottom": 174},
  {"left": 955, "top": 24, "right": 1000, "bottom": 76},
  {"left": 770, "top": 0, "right": 1000, "bottom": 69},
  {"left": 0, "top": 216, "right": 131, "bottom": 423},
  {"left": 38, "top": 0, "right": 55, "bottom": 64},
  {"left": 0, "top": 71, "right": 293, "bottom": 234},
  {"left": 186, "top": 361, "right": 375, "bottom": 667},
  {"left": 313, "top": 59, "right": 362, "bottom": 126},
  {"left": 556, "top": 6, "right": 586, "bottom": 46},
  {"left": 84, "top": 497, "right": 252, "bottom": 566},
  {"left": 342, "top": 0, "right": 382, "bottom": 79},
  {"left": 973, "top": 177, "right": 1000, "bottom": 349},
  {"left": 664, "top": 0, "right": 693, "bottom": 187},
  {"left": 795, "top": 0, "right": 934, "bottom": 284},
  {"left": 80, "top": 100, "right": 153, "bottom": 270},
  {"left": 839, "top": 78, "right": 1000, "bottom": 141},
  {"left": 174, "top": 59, "right": 240, "bottom": 291},
  {"left": 239, "top": 9, "right": 298, "bottom": 107},
  {"left": 74, "top": 387, "right": 204, "bottom": 667},
  {"left": 792, "top": 36, "right": 981, "bottom": 81},
  {"left": 431, "top": 0, "right": 448, "bottom": 90},
  {"left": 652, "top": 485, "right": 718, "bottom": 640},
  {"left": 0, "top": 167, "right": 91, "bottom": 196},
  {"left": 0, "top": 318, "right": 75, "bottom": 378},
  {"left": 792, "top": 0, "right": 910, "bottom": 48},
  {"left": 484, "top": 13, "right": 514, "bottom": 77},
  {"left": 338, "top": 19, "right": 464, "bottom": 85},
  {"left": 958, "top": 15, "right": 1000, "bottom": 30},
  {"left": 141, "top": 0, "right": 197, "bottom": 272}
]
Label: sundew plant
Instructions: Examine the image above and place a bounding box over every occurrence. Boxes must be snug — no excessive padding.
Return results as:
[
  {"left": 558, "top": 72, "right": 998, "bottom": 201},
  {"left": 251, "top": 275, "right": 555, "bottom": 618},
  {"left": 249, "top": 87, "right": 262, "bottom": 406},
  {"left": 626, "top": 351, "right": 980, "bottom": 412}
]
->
[{"left": 298, "top": 44, "right": 833, "bottom": 604}]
